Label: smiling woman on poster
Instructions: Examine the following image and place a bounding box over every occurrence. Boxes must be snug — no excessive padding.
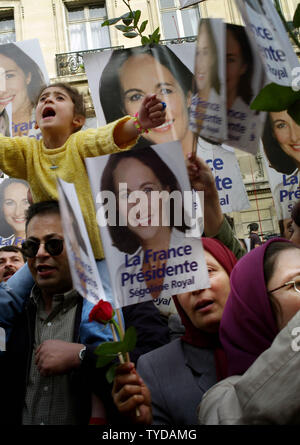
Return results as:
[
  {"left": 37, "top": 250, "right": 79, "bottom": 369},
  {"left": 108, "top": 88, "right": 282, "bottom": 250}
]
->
[
  {"left": 99, "top": 45, "right": 194, "bottom": 157},
  {"left": 189, "top": 18, "right": 227, "bottom": 143},
  {"left": 0, "top": 43, "right": 46, "bottom": 137},
  {"left": 100, "top": 146, "right": 209, "bottom": 313},
  {"left": 225, "top": 24, "right": 265, "bottom": 153},
  {"left": 263, "top": 111, "right": 300, "bottom": 221},
  {"left": 0, "top": 178, "right": 29, "bottom": 247}
]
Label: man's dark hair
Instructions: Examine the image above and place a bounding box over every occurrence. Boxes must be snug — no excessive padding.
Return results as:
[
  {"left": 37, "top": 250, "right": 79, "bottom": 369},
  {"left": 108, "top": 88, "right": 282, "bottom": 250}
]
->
[
  {"left": 0, "top": 245, "right": 26, "bottom": 261},
  {"left": 25, "top": 200, "right": 60, "bottom": 231}
]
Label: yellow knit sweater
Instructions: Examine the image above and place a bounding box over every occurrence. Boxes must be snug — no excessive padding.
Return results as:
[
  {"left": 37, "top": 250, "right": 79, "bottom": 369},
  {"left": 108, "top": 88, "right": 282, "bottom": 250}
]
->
[{"left": 0, "top": 116, "right": 137, "bottom": 259}]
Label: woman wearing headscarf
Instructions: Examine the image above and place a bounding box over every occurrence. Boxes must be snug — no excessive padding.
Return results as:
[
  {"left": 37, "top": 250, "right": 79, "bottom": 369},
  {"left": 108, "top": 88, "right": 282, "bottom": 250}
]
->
[
  {"left": 112, "top": 238, "right": 237, "bottom": 425},
  {"left": 198, "top": 237, "right": 300, "bottom": 424}
]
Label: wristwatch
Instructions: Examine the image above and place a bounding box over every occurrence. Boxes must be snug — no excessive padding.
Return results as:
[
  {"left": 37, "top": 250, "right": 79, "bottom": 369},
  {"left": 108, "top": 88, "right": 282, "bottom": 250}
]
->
[{"left": 78, "top": 345, "right": 87, "bottom": 362}]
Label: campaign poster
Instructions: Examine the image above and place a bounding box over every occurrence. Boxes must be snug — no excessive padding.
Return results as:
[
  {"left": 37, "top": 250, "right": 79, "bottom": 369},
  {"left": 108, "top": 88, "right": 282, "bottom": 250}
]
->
[
  {"left": 261, "top": 111, "right": 300, "bottom": 224},
  {"left": 225, "top": 24, "right": 266, "bottom": 154},
  {"left": 196, "top": 136, "right": 250, "bottom": 213},
  {"left": 0, "top": 39, "right": 48, "bottom": 139},
  {"left": 86, "top": 141, "right": 210, "bottom": 315},
  {"left": 189, "top": 18, "right": 227, "bottom": 143},
  {"left": 0, "top": 176, "right": 30, "bottom": 247},
  {"left": 83, "top": 43, "right": 197, "bottom": 158},
  {"left": 236, "top": 0, "right": 300, "bottom": 86},
  {"left": 57, "top": 178, "right": 107, "bottom": 306}
]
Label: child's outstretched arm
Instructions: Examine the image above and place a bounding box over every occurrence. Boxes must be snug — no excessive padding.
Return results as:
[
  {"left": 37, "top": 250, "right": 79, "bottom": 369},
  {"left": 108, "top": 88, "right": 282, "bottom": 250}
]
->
[{"left": 113, "top": 94, "right": 166, "bottom": 147}]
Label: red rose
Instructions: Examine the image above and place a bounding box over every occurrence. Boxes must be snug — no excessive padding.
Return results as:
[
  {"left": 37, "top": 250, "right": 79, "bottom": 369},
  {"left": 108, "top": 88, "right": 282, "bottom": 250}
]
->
[{"left": 89, "top": 300, "right": 115, "bottom": 324}]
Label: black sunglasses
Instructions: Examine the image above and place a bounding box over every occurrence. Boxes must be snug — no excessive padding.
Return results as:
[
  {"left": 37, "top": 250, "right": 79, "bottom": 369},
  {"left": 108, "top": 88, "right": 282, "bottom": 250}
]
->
[{"left": 22, "top": 238, "right": 64, "bottom": 258}]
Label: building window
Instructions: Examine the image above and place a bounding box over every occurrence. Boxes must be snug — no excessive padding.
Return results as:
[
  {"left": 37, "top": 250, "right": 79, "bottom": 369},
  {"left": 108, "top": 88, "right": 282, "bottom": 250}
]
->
[
  {"left": 0, "top": 9, "right": 15, "bottom": 44},
  {"left": 66, "top": 3, "right": 110, "bottom": 52},
  {"left": 159, "top": 0, "right": 200, "bottom": 40}
]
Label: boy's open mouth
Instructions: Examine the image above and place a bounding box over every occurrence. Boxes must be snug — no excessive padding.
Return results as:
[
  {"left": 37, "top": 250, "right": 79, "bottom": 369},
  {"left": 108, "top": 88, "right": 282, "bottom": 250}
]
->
[{"left": 42, "top": 107, "right": 56, "bottom": 119}]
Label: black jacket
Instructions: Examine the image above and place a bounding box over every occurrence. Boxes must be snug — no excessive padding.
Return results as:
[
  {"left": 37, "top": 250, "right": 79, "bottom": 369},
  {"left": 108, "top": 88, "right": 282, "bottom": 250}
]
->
[{"left": 0, "top": 296, "right": 116, "bottom": 425}]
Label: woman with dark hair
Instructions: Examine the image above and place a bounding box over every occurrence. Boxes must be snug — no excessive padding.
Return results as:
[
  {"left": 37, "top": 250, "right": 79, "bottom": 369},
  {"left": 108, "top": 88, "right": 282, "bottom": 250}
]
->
[
  {"left": 0, "top": 177, "right": 29, "bottom": 246},
  {"left": 0, "top": 43, "right": 46, "bottom": 137},
  {"left": 226, "top": 24, "right": 254, "bottom": 110},
  {"left": 189, "top": 19, "right": 229, "bottom": 144},
  {"left": 262, "top": 111, "right": 300, "bottom": 222},
  {"left": 99, "top": 44, "right": 194, "bottom": 157},
  {"left": 100, "top": 146, "right": 209, "bottom": 310},
  {"left": 199, "top": 238, "right": 300, "bottom": 424}
]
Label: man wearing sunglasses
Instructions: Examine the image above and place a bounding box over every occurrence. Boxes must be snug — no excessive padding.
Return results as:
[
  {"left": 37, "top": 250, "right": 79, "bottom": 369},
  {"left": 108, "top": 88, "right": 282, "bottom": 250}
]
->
[{"left": 0, "top": 201, "right": 114, "bottom": 425}]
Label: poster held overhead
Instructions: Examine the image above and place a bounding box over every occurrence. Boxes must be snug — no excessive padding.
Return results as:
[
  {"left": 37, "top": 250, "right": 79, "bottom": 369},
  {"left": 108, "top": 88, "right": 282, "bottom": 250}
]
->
[
  {"left": 57, "top": 177, "right": 106, "bottom": 306},
  {"left": 261, "top": 110, "right": 300, "bottom": 224},
  {"left": 86, "top": 141, "right": 210, "bottom": 315},
  {"left": 189, "top": 19, "right": 227, "bottom": 143},
  {"left": 236, "top": 0, "right": 300, "bottom": 86},
  {"left": 83, "top": 43, "right": 196, "bottom": 157},
  {"left": 0, "top": 39, "right": 48, "bottom": 138},
  {"left": 196, "top": 137, "right": 250, "bottom": 213},
  {"left": 225, "top": 24, "right": 266, "bottom": 154}
]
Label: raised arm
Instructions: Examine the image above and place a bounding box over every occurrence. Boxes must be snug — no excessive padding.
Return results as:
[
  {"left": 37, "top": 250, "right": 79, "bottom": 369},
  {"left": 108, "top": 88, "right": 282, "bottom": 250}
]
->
[
  {"left": 187, "top": 154, "right": 245, "bottom": 259},
  {"left": 113, "top": 94, "right": 166, "bottom": 147}
]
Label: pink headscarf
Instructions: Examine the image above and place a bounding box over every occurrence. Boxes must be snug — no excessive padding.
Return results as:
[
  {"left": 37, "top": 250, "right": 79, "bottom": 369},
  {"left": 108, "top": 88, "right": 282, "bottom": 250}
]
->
[
  {"left": 173, "top": 237, "right": 238, "bottom": 381},
  {"left": 220, "top": 237, "right": 290, "bottom": 376}
]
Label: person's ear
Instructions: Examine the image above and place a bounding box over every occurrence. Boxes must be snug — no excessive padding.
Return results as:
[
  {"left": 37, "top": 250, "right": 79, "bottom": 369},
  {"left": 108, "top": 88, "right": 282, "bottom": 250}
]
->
[{"left": 72, "top": 114, "right": 85, "bottom": 130}]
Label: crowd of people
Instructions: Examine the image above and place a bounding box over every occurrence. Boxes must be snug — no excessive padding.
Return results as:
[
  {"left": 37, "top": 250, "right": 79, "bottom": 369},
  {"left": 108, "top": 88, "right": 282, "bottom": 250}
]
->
[{"left": 0, "top": 34, "right": 299, "bottom": 427}]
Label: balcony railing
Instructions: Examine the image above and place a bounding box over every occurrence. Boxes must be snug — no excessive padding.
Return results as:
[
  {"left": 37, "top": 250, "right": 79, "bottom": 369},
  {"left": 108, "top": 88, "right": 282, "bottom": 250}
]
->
[
  {"left": 159, "top": 35, "right": 197, "bottom": 45},
  {"left": 55, "top": 37, "right": 197, "bottom": 77},
  {"left": 55, "top": 45, "right": 124, "bottom": 77}
]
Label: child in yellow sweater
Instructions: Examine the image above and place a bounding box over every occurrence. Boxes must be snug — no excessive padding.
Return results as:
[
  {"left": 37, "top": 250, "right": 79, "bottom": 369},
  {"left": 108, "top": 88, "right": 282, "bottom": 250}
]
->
[{"left": 0, "top": 82, "right": 166, "bottom": 343}]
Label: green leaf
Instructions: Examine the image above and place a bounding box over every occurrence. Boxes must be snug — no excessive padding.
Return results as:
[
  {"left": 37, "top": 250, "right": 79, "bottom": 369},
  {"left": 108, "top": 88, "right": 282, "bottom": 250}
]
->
[
  {"left": 293, "top": 4, "right": 300, "bottom": 28},
  {"left": 152, "top": 27, "right": 160, "bottom": 38},
  {"left": 250, "top": 83, "right": 300, "bottom": 112},
  {"left": 123, "top": 326, "right": 137, "bottom": 352},
  {"left": 123, "top": 32, "right": 139, "bottom": 38},
  {"left": 115, "top": 24, "right": 134, "bottom": 32},
  {"left": 106, "top": 363, "right": 118, "bottom": 384},
  {"left": 101, "top": 17, "right": 121, "bottom": 27},
  {"left": 123, "top": 18, "right": 133, "bottom": 26},
  {"left": 94, "top": 340, "right": 125, "bottom": 355},
  {"left": 96, "top": 354, "right": 116, "bottom": 368},
  {"left": 141, "top": 35, "right": 150, "bottom": 45},
  {"left": 121, "top": 11, "right": 133, "bottom": 19},
  {"left": 288, "top": 99, "right": 300, "bottom": 125},
  {"left": 140, "top": 20, "right": 148, "bottom": 34},
  {"left": 134, "top": 10, "right": 141, "bottom": 27}
]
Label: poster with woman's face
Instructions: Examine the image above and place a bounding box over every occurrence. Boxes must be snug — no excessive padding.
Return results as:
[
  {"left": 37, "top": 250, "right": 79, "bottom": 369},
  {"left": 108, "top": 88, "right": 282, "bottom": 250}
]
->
[
  {"left": 196, "top": 138, "right": 250, "bottom": 213},
  {"left": 225, "top": 24, "right": 266, "bottom": 154},
  {"left": 85, "top": 141, "right": 209, "bottom": 315},
  {"left": 189, "top": 19, "right": 227, "bottom": 143},
  {"left": 0, "top": 176, "right": 30, "bottom": 247},
  {"left": 236, "top": 0, "right": 300, "bottom": 86},
  {"left": 83, "top": 43, "right": 197, "bottom": 158},
  {"left": 261, "top": 111, "right": 300, "bottom": 224},
  {"left": 57, "top": 178, "right": 107, "bottom": 306},
  {"left": 0, "top": 39, "right": 48, "bottom": 139}
]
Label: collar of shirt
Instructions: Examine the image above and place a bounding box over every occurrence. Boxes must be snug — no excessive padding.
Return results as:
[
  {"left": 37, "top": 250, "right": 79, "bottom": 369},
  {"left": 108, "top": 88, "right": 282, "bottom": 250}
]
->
[{"left": 30, "top": 285, "right": 80, "bottom": 323}]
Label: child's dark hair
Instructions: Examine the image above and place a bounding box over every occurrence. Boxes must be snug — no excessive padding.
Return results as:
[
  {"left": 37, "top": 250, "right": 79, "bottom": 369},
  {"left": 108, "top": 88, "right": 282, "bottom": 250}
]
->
[{"left": 36, "top": 82, "right": 86, "bottom": 131}]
